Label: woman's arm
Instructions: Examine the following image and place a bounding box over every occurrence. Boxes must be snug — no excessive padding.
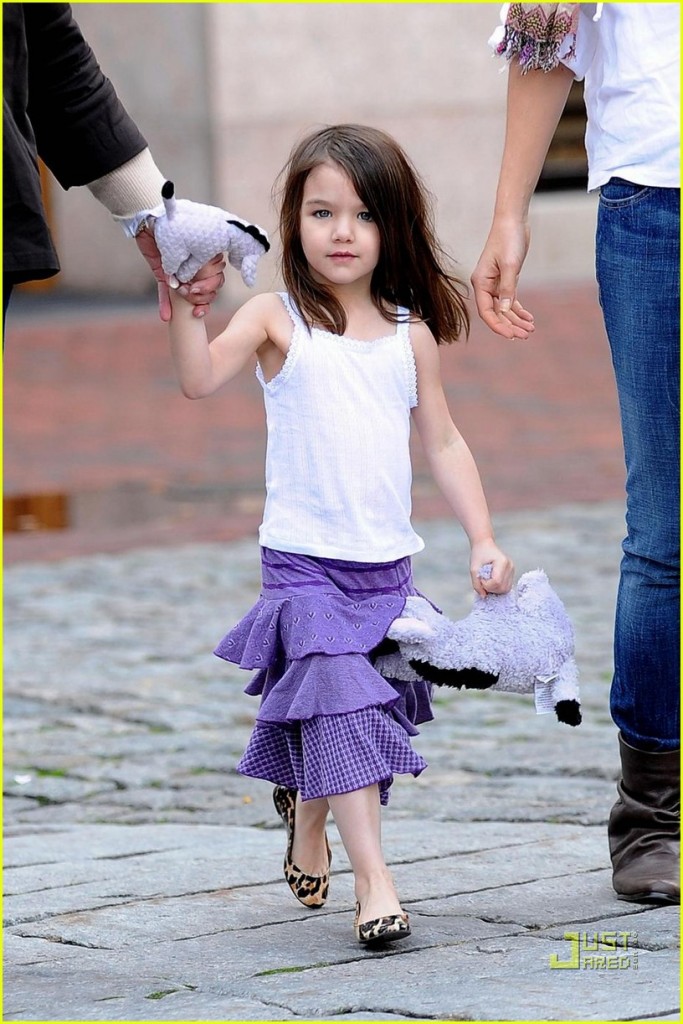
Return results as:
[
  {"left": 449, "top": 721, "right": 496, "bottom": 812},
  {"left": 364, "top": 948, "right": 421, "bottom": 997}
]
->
[
  {"left": 410, "top": 322, "right": 514, "bottom": 595},
  {"left": 471, "top": 61, "right": 575, "bottom": 339},
  {"left": 167, "top": 289, "right": 274, "bottom": 398}
]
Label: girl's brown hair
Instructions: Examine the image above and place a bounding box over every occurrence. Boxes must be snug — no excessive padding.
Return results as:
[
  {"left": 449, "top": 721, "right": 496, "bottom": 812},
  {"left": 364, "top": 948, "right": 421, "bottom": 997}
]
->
[{"left": 276, "top": 124, "right": 469, "bottom": 343}]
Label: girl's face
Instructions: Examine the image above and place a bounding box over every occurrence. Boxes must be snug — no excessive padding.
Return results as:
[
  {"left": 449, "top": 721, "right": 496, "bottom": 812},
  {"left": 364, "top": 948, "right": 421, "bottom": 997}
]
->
[{"left": 299, "top": 162, "right": 381, "bottom": 292}]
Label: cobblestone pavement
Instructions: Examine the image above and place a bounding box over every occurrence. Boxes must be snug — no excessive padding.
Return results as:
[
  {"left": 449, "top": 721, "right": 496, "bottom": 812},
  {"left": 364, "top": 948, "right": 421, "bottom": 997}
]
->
[{"left": 4, "top": 503, "right": 679, "bottom": 1022}]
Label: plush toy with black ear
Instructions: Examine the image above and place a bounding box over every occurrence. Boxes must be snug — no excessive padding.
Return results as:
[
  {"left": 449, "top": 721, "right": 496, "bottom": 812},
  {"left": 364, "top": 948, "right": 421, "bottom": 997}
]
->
[
  {"left": 376, "top": 568, "right": 581, "bottom": 726},
  {"left": 151, "top": 181, "right": 270, "bottom": 287}
]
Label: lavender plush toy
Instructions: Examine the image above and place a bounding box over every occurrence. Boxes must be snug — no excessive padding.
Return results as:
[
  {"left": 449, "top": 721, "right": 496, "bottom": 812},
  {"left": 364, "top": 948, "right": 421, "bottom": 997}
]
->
[
  {"left": 377, "top": 568, "right": 581, "bottom": 726},
  {"left": 151, "top": 181, "right": 270, "bottom": 288}
]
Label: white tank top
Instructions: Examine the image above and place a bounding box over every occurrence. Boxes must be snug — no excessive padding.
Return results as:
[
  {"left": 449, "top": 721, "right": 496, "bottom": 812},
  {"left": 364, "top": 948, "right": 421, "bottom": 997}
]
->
[{"left": 257, "top": 293, "right": 425, "bottom": 562}]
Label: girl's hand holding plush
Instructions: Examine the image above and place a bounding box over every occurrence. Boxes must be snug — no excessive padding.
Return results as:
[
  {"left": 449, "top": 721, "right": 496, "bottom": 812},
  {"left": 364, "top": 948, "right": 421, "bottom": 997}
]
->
[{"left": 470, "top": 540, "right": 514, "bottom": 597}]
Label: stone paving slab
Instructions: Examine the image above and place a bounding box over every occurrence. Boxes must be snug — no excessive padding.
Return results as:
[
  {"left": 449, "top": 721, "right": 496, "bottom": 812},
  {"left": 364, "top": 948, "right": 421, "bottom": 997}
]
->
[
  {"left": 5, "top": 828, "right": 678, "bottom": 1022},
  {"left": 5, "top": 822, "right": 609, "bottom": 932},
  {"left": 4, "top": 969, "right": 300, "bottom": 1023},
  {"left": 425, "top": 869, "right": 627, "bottom": 928},
  {"left": 232, "top": 941, "right": 677, "bottom": 1022},
  {"left": 539, "top": 908, "right": 681, "bottom": 953}
]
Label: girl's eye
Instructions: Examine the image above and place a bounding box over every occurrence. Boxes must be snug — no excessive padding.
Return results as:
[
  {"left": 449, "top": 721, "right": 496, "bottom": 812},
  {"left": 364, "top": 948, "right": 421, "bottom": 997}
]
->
[
  {"left": 358, "top": 211, "right": 374, "bottom": 222},
  {"left": 313, "top": 209, "right": 331, "bottom": 218}
]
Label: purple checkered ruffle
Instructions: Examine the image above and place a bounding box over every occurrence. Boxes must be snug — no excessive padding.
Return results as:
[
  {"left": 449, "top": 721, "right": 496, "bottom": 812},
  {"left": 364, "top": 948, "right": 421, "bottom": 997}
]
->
[{"left": 214, "top": 548, "right": 434, "bottom": 804}]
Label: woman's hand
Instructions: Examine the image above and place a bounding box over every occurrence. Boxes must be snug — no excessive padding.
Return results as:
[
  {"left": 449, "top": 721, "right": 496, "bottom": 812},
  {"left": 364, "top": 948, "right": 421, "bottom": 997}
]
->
[
  {"left": 470, "top": 539, "right": 515, "bottom": 597},
  {"left": 135, "top": 227, "right": 226, "bottom": 321},
  {"left": 470, "top": 218, "right": 535, "bottom": 340}
]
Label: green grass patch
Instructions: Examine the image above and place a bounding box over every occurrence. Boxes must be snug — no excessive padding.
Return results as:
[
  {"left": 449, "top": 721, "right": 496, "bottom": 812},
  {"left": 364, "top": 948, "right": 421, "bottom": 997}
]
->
[
  {"left": 145, "top": 989, "right": 180, "bottom": 1000},
  {"left": 255, "top": 963, "right": 332, "bottom": 977},
  {"left": 145, "top": 983, "right": 197, "bottom": 1000}
]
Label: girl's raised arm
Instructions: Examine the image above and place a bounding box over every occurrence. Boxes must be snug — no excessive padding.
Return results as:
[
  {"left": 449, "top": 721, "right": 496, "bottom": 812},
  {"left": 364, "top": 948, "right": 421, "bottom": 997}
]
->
[{"left": 167, "top": 289, "right": 274, "bottom": 399}]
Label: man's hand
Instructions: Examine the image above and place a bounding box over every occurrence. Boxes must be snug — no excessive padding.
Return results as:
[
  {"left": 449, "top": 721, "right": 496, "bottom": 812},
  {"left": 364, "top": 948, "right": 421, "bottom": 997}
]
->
[{"left": 135, "top": 227, "right": 225, "bottom": 322}]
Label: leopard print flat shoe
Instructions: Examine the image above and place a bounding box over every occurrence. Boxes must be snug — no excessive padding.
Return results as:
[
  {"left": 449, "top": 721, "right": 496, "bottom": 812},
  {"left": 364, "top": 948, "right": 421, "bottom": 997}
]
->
[
  {"left": 273, "top": 785, "right": 331, "bottom": 908},
  {"left": 353, "top": 901, "right": 411, "bottom": 945}
]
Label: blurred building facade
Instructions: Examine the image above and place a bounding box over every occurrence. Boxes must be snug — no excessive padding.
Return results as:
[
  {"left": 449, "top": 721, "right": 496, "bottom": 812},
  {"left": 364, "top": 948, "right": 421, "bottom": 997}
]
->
[{"left": 47, "top": 3, "right": 598, "bottom": 305}]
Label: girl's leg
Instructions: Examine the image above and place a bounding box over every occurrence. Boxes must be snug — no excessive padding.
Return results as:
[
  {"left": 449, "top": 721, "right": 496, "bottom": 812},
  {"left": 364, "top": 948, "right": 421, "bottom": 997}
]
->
[
  {"left": 328, "top": 784, "right": 403, "bottom": 923},
  {"left": 290, "top": 794, "right": 331, "bottom": 876}
]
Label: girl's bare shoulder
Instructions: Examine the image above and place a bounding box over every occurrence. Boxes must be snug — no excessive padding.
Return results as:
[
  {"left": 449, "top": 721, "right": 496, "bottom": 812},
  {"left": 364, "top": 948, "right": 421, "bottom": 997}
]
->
[
  {"left": 236, "top": 290, "right": 286, "bottom": 321},
  {"left": 406, "top": 317, "right": 438, "bottom": 349},
  {"left": 232, "top": 292, "right": 290, "bottom": 340},
  {"left": 234, "top": 292, "right": 293, "bottom": 354}
]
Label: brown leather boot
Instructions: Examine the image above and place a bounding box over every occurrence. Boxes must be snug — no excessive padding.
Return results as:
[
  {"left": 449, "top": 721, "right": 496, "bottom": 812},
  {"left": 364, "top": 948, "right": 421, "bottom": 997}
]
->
[{"left": 608, "top": 733, "right": 680, "bottom": 904}]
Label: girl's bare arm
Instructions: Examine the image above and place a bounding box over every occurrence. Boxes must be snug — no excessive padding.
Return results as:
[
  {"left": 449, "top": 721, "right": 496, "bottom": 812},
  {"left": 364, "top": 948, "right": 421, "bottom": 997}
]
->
[
  {"left": 167, "top": 290, "right": 276, "bottom": 398},
  {"left": 410, "top": 321, "right": 514, "bottom": 595}
]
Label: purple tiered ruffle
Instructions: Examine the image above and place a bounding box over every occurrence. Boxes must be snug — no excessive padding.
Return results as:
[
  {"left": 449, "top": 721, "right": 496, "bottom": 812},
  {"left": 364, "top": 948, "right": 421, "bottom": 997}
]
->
[{"left": 214, "top": 548, "right": 433, "bottom": 804}]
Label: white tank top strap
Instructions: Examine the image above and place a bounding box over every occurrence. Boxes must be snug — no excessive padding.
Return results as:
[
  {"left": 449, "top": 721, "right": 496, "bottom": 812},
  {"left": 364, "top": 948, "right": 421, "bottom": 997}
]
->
[
  {"left": 277, "top": 292, "right": 309, "bottom": 335},
  {"left": 395, "top": 305, "right": 418, "bottom": 408},
  {"left": 256, "top": 293, "right": 305, "bottom": 394},
  {"left": 395, "top": 305, "right": 411, "bottom": 337}
]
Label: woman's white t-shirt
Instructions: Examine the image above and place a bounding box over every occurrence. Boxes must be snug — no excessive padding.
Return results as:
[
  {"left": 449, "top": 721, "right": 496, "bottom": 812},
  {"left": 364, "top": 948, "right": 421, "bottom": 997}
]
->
[
  {"left": 491, "top": 3, "right": 680, "bottom": 191},
  {"left": 562, "top": 3, "right": 680, "bottom": 190}
]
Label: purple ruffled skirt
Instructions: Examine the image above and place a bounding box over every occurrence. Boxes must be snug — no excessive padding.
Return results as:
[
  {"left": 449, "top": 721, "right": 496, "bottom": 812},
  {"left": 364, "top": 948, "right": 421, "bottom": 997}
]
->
[{"left": 214, "top": 548, "right": 433, "bottom": 804}]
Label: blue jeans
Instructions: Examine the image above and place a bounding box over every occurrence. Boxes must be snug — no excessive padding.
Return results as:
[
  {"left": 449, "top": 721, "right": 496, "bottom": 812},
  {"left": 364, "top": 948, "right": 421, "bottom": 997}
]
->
[{"left": 596, "top": 179, "right": 680, "bottom": 752}]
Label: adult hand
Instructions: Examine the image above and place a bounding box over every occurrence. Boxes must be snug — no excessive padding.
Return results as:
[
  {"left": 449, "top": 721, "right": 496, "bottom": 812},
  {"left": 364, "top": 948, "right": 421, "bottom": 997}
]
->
[
  {"left": 172, "top": 254, "right": 226, "bottom": 320},
  {"left": 135, "top": 227, "right": 225, "bottom": 322},
  {"left": 471, "top": 218, "right": 535, "bottom": 340}
]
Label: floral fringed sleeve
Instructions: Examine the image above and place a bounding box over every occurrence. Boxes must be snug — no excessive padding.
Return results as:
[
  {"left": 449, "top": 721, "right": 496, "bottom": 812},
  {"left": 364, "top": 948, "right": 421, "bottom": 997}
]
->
[{"left": 493, "top": 3, "right": 581, "bottom": 72}]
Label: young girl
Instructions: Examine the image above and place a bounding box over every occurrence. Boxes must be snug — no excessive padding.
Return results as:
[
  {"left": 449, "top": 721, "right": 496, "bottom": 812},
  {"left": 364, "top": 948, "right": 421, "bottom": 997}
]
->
[{"left": 167, "top": 124, "right": 514, "bottom": 946}]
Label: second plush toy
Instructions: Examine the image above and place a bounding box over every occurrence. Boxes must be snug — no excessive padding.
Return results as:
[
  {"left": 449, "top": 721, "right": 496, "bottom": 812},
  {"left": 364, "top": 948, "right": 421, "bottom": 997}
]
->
[{"left": 376, "top": 568, "right": 581, "bottom": 726}]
